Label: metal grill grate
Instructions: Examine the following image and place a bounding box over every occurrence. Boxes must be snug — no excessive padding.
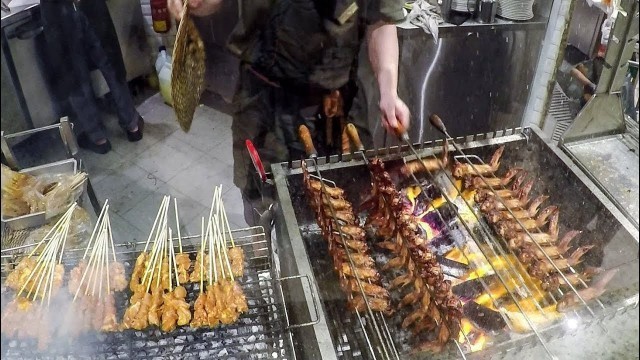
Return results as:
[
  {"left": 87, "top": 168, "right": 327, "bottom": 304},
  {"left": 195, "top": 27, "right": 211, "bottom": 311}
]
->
[
  {"left": 548, "top": 84, "right": 576, "bottom": 141},
  {"left": 1, "top": 227, "right": 309, "bottom": 359}
]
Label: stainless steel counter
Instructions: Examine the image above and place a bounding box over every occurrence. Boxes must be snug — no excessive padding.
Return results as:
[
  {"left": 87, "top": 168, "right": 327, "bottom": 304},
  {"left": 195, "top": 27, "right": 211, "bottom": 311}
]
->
[{"left": 562, "top": 121, "right": 639, "bottom": 229}]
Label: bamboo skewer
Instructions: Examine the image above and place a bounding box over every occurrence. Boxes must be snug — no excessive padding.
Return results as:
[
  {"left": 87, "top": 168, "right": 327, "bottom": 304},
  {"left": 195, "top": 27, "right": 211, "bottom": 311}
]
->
[
  {"left": 169, "top": 231, "right": 180, "bottom": 287},
  {"left": 174, "top": 199, "right": 183, "bottom": 253},
  {"left": 199, "top": 217, "right": 205, "bottom": 293},
  {"left": 168, "top": 230, "right": 173, "bottom": 292},
  {"left": 83, "top": 201, "right": 108, "bottom": 259},
  {"left": 144, "top": 196, "right": 170, "bottom": 253},
  {"left": 18, "top": 208, "right": 71, "bottom": 301}
]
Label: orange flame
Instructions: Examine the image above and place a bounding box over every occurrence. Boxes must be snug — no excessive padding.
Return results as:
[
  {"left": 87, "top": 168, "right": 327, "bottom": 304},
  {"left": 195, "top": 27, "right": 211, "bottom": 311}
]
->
[{"left": 459, "top": 318, "right": 489, "bottom": 352}]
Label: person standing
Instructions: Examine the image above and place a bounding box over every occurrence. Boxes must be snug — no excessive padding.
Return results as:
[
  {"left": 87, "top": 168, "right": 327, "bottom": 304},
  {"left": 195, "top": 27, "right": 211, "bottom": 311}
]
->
[{"left": 40, "top": 0, "right": 144, "bottom": 154}]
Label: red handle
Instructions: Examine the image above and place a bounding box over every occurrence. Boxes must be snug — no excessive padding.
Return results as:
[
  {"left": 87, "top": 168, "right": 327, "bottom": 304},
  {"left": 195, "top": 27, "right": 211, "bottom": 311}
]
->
[{"left": 245, "top": 139, "right": 267, "bottom": 183}]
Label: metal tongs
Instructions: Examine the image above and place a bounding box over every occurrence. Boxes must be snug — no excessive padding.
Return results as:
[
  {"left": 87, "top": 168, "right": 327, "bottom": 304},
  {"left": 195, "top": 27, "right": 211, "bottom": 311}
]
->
[{"left": 2, "top": 1, "right": 10, "bottom": 13}]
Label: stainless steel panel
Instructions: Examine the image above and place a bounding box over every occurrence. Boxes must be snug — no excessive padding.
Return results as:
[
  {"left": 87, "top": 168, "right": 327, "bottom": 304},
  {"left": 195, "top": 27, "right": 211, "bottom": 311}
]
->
[
  {"left": 563, "top": 132, "right": 639, "bottom": 229},
  {"left": 363, "top": 27, "right": 547, "bottom": 149},
  {"left": 1, "top": 5, "right": 57, "bottom": 132}
]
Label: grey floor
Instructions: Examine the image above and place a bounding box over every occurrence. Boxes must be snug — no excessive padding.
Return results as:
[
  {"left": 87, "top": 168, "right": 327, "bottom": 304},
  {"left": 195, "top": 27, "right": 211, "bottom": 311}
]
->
[{"left": 79, "top": 93, "right": 248, "bottom": 245}]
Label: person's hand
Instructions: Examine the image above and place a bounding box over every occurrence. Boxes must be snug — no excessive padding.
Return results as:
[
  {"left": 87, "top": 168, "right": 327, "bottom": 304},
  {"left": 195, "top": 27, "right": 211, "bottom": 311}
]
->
[
  {"left": 379, "top": 93, "right": 410, "bottom": 135},
  {"left": 168, "top": 0, "right": 222, "bottom": 21},
  {"left": 587, "top": 82, "right": 597, "bottom": 92}
]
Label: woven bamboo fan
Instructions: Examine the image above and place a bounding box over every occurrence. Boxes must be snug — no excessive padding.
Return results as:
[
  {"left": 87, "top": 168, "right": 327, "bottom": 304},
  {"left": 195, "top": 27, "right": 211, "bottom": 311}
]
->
[{"left": 171, "top": 6, "right": 206, "bottom": 132}]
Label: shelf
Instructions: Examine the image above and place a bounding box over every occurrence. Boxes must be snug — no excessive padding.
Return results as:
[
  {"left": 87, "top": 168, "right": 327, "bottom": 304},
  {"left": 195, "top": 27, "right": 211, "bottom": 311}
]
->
[{"left": 397, "top": 16, "right": 548, "bottom": 37}]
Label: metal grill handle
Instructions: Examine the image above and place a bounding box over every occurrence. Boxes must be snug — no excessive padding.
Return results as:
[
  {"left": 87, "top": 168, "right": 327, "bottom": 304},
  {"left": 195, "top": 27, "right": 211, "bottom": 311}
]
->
[{"left": 276, "top": 274, "right": 321, "bottom": 330}]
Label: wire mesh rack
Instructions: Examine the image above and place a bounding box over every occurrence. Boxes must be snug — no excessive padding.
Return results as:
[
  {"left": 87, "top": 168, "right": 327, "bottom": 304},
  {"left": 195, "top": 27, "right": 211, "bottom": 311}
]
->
[{"left": 1, "top": 226, "right": 320, "bottom": 359}]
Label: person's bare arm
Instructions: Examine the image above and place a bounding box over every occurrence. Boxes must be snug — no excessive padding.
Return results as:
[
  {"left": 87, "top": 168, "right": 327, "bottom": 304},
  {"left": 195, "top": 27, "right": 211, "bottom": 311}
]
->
[
  {"left": 570, "top": 67, "right": 597, "bottom": 91},
  {"left": 168, "top": 0, "right": 222, "bottom": 20},
  {"left": 367, "top": 21, "right": 410, "bottom": 133}
]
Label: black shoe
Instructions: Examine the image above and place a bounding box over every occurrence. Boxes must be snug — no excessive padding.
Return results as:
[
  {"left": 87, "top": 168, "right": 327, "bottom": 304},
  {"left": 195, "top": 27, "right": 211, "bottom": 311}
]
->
[
  {"left": 126, "top": 116, "right": 144, "bottom": 142},
  {"left": 77, "top": 133, "right": 112, "bottom": 154}
]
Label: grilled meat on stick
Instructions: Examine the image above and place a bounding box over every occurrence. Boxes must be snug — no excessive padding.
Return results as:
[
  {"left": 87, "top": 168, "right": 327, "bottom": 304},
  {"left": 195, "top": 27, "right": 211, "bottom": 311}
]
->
[
  {"left": 302, "top": 161, "right": 390, "bottom": 315},
  {"left": 466, "top": 167, "right": 523, "bottom": 192},
  {"left": 483, "top": 195, "right": 549, "bottom": 223},
  {"left": 175, "top": 253, "right": 191, "bottom": 284},
  {"left": 102, "top": 293, "right": 119, "bottom": 331},
  {"left": 368, "top": 159, "right": 461, "bottom": 349},
  {"left": 109, "top": 261, "right": 128, "bottom": 292},
  {"left": 122, "top": 292, "right": 151, "bottom": 330},
  {"left": 400, "top": 140, "right": 449, "bottom": 176},
  {"left": 513, "top": 230, "right": 581, "bottom": 261},
  {"left": 191, "top": 291, "right": 208, "bottom": 328},
  {"left": 228, "top": 246, "right": 245, "bottom": 278},
  {"left": 473, "top": 176, "right": 531, "bottom": 204},
  {"left": 504, "top": 211, "right": 560, "bottom": 247},
  {"left": 130, "top": 252, "right": 147, "bottom": 291},
  {"left": 493, "top": 206, "right": 558, "bottom": 235},
  {"left": 190, "top": 251, "right": 210, "bottom": 282},
  {"left": 148, "top": 286, "right": 163, "bottom": 327},
  {"left": 528, "top": 245, "right": 593, "bottom": 278},
  {"left": 556, "top": 269, "right": 618, "bottom": 312},
  {"left": 160, "top": 286, "right": 191, "bottom": 332},
  {"left": 541, "top": 266, "right": 602, "bottom": 292},
  {"left": 452, "top": 145, "right": 505, "bottom": 178}
]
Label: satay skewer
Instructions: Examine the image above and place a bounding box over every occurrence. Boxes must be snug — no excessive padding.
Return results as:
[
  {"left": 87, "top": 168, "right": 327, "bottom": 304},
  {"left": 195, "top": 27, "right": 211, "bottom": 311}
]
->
[
  {"left": 169, "top": 230, "right": 180, "bottom": 287},
  {"left": 174, "top": 199, "right": 184, "bottom": 253},
  {"left": 24, "top": 220, "right": 65, "bottom": 300},
  {"left": 199, "top": 218, "right": 205, "bottom": 293},
  {"left": 83, "top": 201, "right": 109, "bottom": 259},
  {"left": 74, "top": 222, "right": 107, "bottom": 302},
  {"left": 18, "top": 204, "right": 74, "bottom": 299},
  {"left": 143, "top": 196, "right": 170, "bottom": 252},
  {"left": 215, "top": 215, "right": 234, "bottom": 282}
]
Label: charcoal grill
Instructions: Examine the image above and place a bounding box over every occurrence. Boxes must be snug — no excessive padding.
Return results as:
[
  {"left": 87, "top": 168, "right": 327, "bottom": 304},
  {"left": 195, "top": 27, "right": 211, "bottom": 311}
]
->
[
  {"left": 271, "top": 125, "right": 639, "bottom": 360},
  {"left": 0, "top": 226, "right": 320, "bottom": 359}
]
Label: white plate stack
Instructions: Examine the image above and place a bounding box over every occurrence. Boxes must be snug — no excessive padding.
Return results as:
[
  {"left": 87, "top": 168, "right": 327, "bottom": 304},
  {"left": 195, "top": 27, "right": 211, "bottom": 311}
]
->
[
  {"left": 497, "top": 0, "right": 535, "bottom": 21},
  {"left": 451, "top": 0, "right": 476, "bottom": 13}
]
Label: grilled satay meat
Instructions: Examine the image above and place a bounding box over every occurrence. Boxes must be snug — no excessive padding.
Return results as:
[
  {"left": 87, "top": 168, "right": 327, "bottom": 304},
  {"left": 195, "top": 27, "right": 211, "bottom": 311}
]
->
[
  {"left": 68, "top": 260, "right": 87, "bottom": 294},
  {"left": 109, "top": 261, "right": 128, "bottom": 292},
  {"left": 160, "top": 291, "right": 179, "bottom": 332},
  {"left": 190, "top": 291, "right": 208, "bottom": 328},
  {"left": 228, "top": 246, "right": 245, "bottom": 277},
  {"left": 556, "top": 269, "right": 618, "bottom": 312},
  {"left": 189, "top": 251, "right": 210, "bottom": 282},
  {"left": 205, "top": 284, "right": 221, "bottom": 327},
  {"left": 122, "top": 292, "right": 151, "bottom": 330},
  {"left": 130, "top": 252, "right": 147, "bottom": 291},
  {"left": 5, "top": 256, "right": 37, "bottom": 291},
  {"left": 92, "top": 296, "right": 106, "bottom": 331},
  {"left": 400, "top": 140, "right": 449, "bottom": 177},
  {"left": 101, "top": 293, "right": 119, "bottom": 331},
  {"left": 452, "top": 145, "right": 505, "bottom": 178},
  {"left": 148, "top": 286, "right": 164, "bottom": 327},
  {"left": 528, "top": 245, "right": 593, "bottom": 278},
  {"left": 175, "top": 253, "right": 191, "bottom": 284}
]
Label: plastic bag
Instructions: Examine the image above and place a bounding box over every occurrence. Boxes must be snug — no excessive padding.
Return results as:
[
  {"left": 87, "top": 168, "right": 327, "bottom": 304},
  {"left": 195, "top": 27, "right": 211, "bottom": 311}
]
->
[
  {"left": 1, "top": 164, "right": 87, "bottom": 219},
  {"left": 1, "top": 164, "right": 36, "bottom": 218},
  {"left": 25, "top": 172, "right": 88, "bottom": 219}
]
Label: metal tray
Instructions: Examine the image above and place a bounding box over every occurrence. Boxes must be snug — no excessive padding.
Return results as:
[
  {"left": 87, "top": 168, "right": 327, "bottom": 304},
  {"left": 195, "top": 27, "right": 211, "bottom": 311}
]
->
[
  {"left": 1, "top": 158, "right": 78, "bottom": 231},
  {"left": 271, "top": 126, "right": 639, "bottom": 360}
]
